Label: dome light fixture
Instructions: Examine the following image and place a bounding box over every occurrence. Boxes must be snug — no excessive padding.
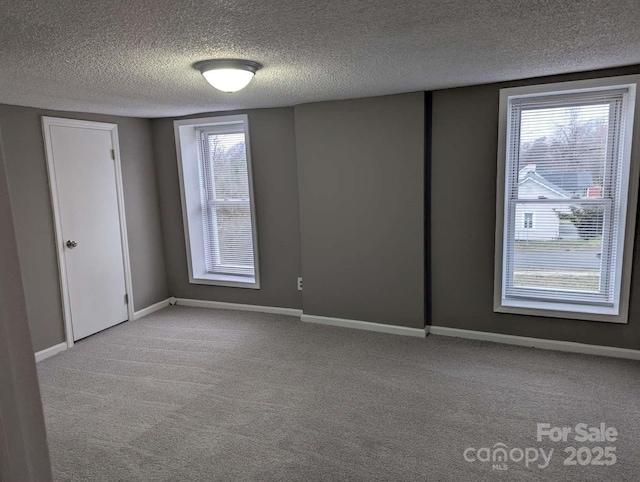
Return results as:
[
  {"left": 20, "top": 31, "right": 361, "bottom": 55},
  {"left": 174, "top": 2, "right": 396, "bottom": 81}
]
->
[{"left": 193, "top": 59, "right": 262, "bottom": 93}]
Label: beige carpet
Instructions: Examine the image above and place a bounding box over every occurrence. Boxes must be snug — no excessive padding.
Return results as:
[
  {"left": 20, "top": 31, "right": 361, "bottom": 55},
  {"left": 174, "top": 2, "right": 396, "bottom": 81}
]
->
[{"left": 37, "top": 306, "right": 640, "bottom": 481}]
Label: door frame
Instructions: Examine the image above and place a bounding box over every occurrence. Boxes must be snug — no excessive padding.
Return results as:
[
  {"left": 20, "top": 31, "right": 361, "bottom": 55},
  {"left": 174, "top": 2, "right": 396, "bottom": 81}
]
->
[{"left": 42, "top": 117, "right": 134, "bottom": 348}]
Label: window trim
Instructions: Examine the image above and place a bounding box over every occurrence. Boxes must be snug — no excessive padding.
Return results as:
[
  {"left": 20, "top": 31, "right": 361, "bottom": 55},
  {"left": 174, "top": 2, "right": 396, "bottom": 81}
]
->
[
  {"left": 174, "top": 114, "right": 260, "bottom": 289},
  {"left": 494, "top": 76, "right": 640, "bottom": 323}
]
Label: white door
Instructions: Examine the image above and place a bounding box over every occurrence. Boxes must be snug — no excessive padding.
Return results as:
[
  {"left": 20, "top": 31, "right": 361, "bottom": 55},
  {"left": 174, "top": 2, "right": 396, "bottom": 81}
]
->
[{"left": 44, "top": 118, "right": 130, "bottom": 341}]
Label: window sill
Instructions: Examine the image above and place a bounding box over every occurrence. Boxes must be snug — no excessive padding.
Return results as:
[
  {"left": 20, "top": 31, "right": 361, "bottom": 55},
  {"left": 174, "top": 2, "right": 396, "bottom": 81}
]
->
[
  {"left": 189, "top": 273, "right": 260, "bottom": 289},
  {"left": 495, "top": 298, "right": 627, "bottom": 324}
]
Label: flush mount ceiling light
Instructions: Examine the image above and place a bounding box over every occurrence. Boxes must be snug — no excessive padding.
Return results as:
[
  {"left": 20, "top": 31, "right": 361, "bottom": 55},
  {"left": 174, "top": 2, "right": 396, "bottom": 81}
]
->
[{"left": 193, "top": 59, "right": 262, "bottom": 93}]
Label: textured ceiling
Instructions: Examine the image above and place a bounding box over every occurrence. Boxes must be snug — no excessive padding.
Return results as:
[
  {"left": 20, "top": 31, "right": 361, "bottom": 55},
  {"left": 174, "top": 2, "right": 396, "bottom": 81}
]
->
[{"left": 1, "top": 0, "right": 639, "bottom": 118}]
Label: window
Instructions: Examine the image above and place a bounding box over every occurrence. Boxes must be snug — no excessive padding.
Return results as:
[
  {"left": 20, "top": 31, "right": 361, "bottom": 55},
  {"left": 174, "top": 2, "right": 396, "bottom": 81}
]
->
[
  {"left": 174, "top": 115, "right": 260, "bottom": 288},
  {"left": 523, "top": 213, "right": 534, "bottom": 230},
  {"left": 494, "top": 76, "right": 640, "bottom": 322}
]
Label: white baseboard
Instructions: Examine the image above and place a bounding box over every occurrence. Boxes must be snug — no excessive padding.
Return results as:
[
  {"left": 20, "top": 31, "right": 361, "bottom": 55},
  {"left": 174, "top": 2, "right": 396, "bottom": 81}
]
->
[
  {"left": 35, "top": 342, "right": 67, "bottom": 363},
  {"left": 133, "top": 298, "right": 172, "bottom": 320},
  {"left": 428, "top": 326, "right": 640, "bottom": 360},
  {"left": 301, "top": 314, "right": 426, "bottom": 338},
  {"left": 173, "top": 298, "right": 303, "bottom": 317}
]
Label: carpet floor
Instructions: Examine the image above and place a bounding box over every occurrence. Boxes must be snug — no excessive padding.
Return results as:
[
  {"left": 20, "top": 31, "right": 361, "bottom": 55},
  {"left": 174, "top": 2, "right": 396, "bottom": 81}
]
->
[{"left": 37, "top": 306, "right": 640, "bottom": 481}]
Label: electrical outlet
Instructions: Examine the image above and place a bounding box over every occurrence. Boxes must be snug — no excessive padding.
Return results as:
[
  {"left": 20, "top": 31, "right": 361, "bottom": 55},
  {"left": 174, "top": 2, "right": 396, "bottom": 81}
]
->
[{"left": 297, "top": 277, "right": 303, "bottom": 291}]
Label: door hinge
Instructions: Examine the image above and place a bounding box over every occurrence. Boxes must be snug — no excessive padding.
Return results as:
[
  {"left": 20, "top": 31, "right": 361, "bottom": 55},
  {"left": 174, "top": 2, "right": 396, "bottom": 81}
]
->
[
  {"left": 124, "top": 293, "right": 129, "bottom": 304},
  {"left": 110, "top": 149, "right": 115, "bottom": 160}
]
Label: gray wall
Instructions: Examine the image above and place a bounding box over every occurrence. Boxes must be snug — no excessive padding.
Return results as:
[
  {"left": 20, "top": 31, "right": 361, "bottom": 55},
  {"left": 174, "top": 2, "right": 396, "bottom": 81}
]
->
[
  {"left": 295, "top": 93, "right": 425, "bottom": 328},
  {"left": 0, "top": 104, "right": 169, "bottom": 352},
  {"left": 0, "top": 131, "right": 52, "bottom": 481},
  {"left": 431, "top": 65, "right": 640, "bottom": 350},
  {"left": 151, "top": 108, "right": 303, "bottom": 309}
]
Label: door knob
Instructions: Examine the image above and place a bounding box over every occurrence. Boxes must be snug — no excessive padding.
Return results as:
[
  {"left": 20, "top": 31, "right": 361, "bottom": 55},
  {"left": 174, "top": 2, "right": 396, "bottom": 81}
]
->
[{"left": 66, "top": 240, "right": 78, "bottom": 249}]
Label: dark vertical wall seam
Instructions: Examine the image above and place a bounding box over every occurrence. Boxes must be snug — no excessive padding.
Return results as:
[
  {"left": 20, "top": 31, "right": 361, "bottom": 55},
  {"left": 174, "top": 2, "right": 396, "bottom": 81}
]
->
[{"left": 424, "top": 91, "right": 433, "bottom": 329}]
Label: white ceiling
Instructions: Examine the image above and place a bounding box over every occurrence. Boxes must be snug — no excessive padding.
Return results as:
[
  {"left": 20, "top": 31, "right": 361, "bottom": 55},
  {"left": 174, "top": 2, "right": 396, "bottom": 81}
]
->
[{"left": 1, "top": 0, "right": 639, "bottom": 118}]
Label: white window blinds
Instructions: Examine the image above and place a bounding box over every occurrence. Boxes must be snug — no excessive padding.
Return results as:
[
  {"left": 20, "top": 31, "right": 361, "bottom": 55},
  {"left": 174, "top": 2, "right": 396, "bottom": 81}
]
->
[
  {"left": 197, "top": 125, "right": 256, "bottom": 279},
  {"left": 497, "top": 80, "right": 639, "bottom": 320}
]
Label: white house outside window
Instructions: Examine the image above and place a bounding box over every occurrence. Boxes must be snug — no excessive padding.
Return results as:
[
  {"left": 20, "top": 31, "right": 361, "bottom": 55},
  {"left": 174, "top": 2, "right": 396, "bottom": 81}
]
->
[
  {"left": 174, "top": 115, "right": 260, "bottom": 288},
  {"left": 494, "top": 76, "right": 640, "bottom": 322}
]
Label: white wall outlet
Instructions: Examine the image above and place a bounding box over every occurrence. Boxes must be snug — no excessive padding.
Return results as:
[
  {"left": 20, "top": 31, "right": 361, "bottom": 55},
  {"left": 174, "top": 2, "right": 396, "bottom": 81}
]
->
[{"left": 297, "top": 277, "right": 303, "bottom": 291}]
